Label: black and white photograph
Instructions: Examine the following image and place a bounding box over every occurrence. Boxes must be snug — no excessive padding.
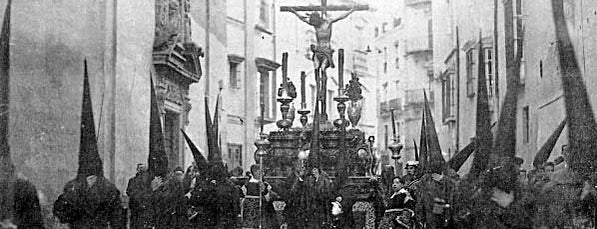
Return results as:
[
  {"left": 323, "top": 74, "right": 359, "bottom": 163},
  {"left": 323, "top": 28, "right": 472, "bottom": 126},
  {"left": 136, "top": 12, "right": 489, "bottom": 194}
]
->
[{"left": 0, "top": 0, "right": 596, "bottom": 228}]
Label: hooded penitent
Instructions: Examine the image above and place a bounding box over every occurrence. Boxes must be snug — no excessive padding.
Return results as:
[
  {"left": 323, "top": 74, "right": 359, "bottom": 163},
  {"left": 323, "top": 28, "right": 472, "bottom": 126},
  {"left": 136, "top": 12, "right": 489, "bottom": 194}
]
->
[
  {"left": 205, "top": 92, "right": 228, "bottom": 180},
  {"left": 423, "top": 92, "right": 445, "bottom": 173},
  {"left": 148, "top": 77, "right": 168, "bottom": 178},
  {"left": 181, "top": 129, "right": 208, "bottom": 172},
  {"left": 470, "top": 31, "right": 493, "bottom": 179},
  {"left": 77, "top": 60, "right": 104, "bottom": 179},
  {"left": 532, "top": 119, "right": 566, "bottom": 168},
  {"left": 552, "top": 0, "right": 597, "bottom": 176},
  {"left": 413, "top": 139, "right": 419, "bottom": 162},
  {"left": 0, "top": 0, "right": 13, "bottom": 220},
  {"left": 448, "top": 141, "right": 475, "bottom": 172},
  {"left": 482, "top": 4, "right": 524, "bottom": 192}
]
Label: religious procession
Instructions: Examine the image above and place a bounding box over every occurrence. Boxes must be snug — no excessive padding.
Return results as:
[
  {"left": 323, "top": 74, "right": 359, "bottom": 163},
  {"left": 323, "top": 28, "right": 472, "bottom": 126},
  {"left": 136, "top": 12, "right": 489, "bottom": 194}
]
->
[{"left": 1, "top": 0, "right": 597, "bottom": 228}]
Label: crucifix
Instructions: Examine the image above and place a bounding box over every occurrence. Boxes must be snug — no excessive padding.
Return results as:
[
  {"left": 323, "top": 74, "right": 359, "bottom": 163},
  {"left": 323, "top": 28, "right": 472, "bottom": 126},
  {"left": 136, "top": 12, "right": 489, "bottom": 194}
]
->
[{"left": 281, "top": 0, "right": 368, "bottom": 122}]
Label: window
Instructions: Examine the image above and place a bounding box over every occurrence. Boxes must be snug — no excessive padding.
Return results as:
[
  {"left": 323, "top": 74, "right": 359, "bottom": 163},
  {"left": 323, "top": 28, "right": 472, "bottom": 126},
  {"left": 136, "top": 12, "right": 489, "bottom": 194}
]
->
[
  {"left": 259, "top": 70, "right": 271, "bottom": 119},
  {"left": 427, "top": 19, "right": 433, "bottom": 49},
  {"left": 310, "top": 85, "right": 316, "bottom": 110},
  {"left": 327, "top": 90, "right": 334, "bottom": 117},
  {"left": 374, "top": 27, "right": 379, "bottom": 37},
  {"left": 229, "top": 62, "right": 240, "bottom": 89},
  {"left": 484, "top": 48, "right": 494, "bottom": 97},
  {"left": 382, "top": 22, "right": 388, "bottom": 33},
  {"left": 228, "top": 55, "right": 245, "bottom": 89},
  {"left": 384, "top": 125, "right": 389, "bottom": 149},
  {"left": 393, "top": 18, "right": 402, "bottom": 28},
  {"left": 384, "top": 62, "right": 388, "bottom": 74},
  {"left": 466, "top": 50, "right": 475, "bottom": 97},
  {"left": 442, "top": 73, "right": 456, "bottom": 121},
  {"left": 514, "top": 0, "right": 524, "bottom": 58},
  {"left": 227, "top": 144, "right": 242, "bottom": 169},
  {"left": 523, "top": 106, "right": 529, "bottom": 143},
  {"left": 259, "top": 0, "right": 270, "bottom": 29},
  {"left": 539, "top": 60, "right": 543, "bottom": 78},
  {"left": 256, "top": 58, "right": 279, "bottom": 119},
  {"left": 395, "top": 58, "right": 400, "bottom": 69}
]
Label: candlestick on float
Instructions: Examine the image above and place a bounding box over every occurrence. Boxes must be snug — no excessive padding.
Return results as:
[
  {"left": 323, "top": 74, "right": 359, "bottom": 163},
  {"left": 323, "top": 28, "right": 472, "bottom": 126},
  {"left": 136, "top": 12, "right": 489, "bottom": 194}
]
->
[
  {"left": 298, "top": 71, "right": 311, "bottom": 127},
  {"left": 390, "top": 108, "right": 397, "bottom": 139},
  {"left": 300, "top": 71, "right": 306, "bottom": 109},
  {"left": 282, "top": 52, "right": 289, "bottom": 93},
  {"left": 276, "top": 52, "right": 293, "bottom": 130},
  {"left": 338, "top": 49, "right": 344, "bottom": 95}
]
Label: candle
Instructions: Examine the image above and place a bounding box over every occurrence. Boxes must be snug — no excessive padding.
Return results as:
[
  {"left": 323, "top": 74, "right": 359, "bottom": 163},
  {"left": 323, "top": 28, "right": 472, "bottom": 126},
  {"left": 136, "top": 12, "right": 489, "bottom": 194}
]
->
[
  {"left": 338, "top": 49, "right": 344, "bottom": 93},
  {"left": 282, "top": 52, "right": 288, "bottom": 92},
  {"left": 300, "top": 71, "right": 306, "bottom": 109},
  {"left": 390, "top": 109, "right": 397, "bottom": 139}
]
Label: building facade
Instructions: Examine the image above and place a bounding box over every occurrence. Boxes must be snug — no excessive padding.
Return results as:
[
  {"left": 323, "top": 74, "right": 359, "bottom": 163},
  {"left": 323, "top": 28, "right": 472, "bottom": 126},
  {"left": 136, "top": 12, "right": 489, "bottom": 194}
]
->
[
  {"left": 3, "top": 0, "right": 283, "bottom": 226},
  {"left": 372, "top": 0, "right": 435, "bottom": 173},
  {"left": 431, "top": 0, "right": 597, "bottom": 173}
]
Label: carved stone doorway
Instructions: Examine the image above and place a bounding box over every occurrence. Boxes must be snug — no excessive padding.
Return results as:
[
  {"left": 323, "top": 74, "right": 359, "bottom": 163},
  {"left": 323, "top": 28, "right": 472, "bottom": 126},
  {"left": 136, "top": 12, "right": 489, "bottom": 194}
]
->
[
  {"left": 164, "top": 109, "right": 181, "bottom": 171},
  {"left": 153, "top": 0, "right": 203, "bottom": 172}
]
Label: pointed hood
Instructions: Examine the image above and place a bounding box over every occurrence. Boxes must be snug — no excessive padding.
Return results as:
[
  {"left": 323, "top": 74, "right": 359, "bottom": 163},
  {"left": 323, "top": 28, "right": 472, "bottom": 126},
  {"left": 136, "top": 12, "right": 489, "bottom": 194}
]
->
[
  {"left": 493, "top": 17, "right": 523, "bottom": 160},
  {"left": 181, "top": 129, "right": 208, "bottom": 172},
  {"left": 148, "top": 77, "right": 168, "bottom": 178},
  {"left": 77, "top": 60, "right": 103, "bottom": 178},
  {"left": 413, "top": 139, "right": 419, "bottom": 162},
  {"left": 0, "top": 0, "right": 13, "bottom": 220},
  {"left": 205, "top": 93, "right": 222, "bottom": 163},
  {"left": 448, "top": 141, "right": 475, "bottom": 172},
  {"left": 470, "top": 31, "right": 493, "bottom": 178},
  {"left": 552, "top": 0, "right": 597, "bottom": 175},
  {"left": 533, "top": 119, "right": 566, "bottom": 168},
  {"left": 309, "top": 99, "right": 321, "bottom": 169},
  {"left": 205, "top": 93, "right": 227, "bottom": 181},
  {"left": 419, "top": 109, "right": 428, "bottom": 171},
  {"left": 423, "top": 91, "right": 445, "bottom": 173}
]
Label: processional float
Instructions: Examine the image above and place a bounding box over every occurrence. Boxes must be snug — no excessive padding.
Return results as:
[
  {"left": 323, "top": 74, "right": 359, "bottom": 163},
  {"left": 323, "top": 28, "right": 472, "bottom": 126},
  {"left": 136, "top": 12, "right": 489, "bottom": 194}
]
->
[{"left": 251, "top": 1, "right": 405, "bottom": 223}]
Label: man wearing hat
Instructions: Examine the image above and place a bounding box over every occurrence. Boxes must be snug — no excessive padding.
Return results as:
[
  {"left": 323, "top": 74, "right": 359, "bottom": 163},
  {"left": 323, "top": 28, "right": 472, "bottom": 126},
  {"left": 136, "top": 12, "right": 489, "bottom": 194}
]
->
[{"left": 402, "top": 161, "right": 419, "bottom": 186}]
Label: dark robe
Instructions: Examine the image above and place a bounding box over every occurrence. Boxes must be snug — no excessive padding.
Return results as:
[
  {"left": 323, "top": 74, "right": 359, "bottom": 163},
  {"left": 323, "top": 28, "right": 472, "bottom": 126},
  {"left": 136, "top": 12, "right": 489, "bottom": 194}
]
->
[
  {"left": 13, "top": 178, "right": 44, "bottom": 229},
  {"left": 187, "top": 179, "right": 240, "bottom": 228},
  {"left": 535, "top": 169, "right": 596, "bottom": 228},
  {"left": 126, "top": 172, "right": 150, "bottom": 229},
  {"left": 284, "top": 173, "right": 310, "bottom": 229},
  {"left": 53, "top": 177, "right": 125, "bottom": 229},
  {"left": 413, "top": 174, "right": 457, "bottom": 229},
  {"left": 305, "top": 175, "right": 332, "bottom": 229},
  {"left": 146, "top": 178, "right": 189, "bottom": 229},
  {"left": 469, "top": 185, "right": 537, "bottom": 229}
]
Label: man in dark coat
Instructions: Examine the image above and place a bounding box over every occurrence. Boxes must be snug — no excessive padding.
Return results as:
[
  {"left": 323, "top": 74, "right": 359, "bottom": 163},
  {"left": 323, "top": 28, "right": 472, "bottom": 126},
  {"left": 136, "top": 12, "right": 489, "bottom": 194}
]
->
[
  {"left": 126, "top": 163, "right": 150, "bottom": 229},
  {"left": 3, "top": 177, "right": 45, "bottom": 229},
  {"left": 54, "top": 175, "right": 125, "bottom": 228}
]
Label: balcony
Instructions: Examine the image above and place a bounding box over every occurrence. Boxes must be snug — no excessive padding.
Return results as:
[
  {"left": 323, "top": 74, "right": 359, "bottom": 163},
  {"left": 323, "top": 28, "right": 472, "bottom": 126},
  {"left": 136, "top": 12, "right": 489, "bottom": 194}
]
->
[
  {"left": 380, "top": 98, "right": 402, "bottom": 116},
  {"left": 405, "top": 0, "right": 431, "bottom": 6},
  {"left": 405, "top": 36, "right": 432, "bottom": 56},
  {"left": 404, "top": 89, "right": 433, "bottom": 106}
]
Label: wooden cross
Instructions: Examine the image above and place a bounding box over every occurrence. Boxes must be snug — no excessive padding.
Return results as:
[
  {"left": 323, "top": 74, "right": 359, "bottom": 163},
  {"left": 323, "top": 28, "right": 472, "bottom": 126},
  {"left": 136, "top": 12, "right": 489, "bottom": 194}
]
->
[{"left": 280, "top": 0, "right": 369, "bottom": 14}]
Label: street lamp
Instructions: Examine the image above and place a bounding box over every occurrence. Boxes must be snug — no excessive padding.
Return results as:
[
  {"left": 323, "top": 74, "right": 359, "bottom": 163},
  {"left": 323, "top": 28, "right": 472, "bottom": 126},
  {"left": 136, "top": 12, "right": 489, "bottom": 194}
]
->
[
  {"left": 254, "top": 134, "right": 269, "bottom": 229},
  {"left": 388, "top": 138, "right": 403, "bottom": 176}
]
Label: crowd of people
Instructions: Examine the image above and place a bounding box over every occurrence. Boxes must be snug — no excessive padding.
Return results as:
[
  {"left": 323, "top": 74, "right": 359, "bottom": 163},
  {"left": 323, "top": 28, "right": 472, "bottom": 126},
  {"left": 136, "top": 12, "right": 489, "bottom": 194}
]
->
[{"left": 371, "top": 151, "right": 597, "bottom": 229}]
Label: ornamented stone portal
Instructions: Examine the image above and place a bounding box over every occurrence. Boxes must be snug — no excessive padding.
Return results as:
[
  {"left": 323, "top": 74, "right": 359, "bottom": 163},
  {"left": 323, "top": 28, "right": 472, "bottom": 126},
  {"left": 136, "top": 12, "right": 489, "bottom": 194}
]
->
[{"left": 153, "top": 0, "right": 203, "bottom": 169}]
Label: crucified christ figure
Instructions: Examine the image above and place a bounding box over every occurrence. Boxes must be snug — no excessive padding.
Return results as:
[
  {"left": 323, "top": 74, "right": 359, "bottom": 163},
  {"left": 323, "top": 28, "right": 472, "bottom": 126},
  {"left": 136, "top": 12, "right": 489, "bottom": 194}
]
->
[{"left": 289, "top": 5, "right": 356, "bottom": 120}]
